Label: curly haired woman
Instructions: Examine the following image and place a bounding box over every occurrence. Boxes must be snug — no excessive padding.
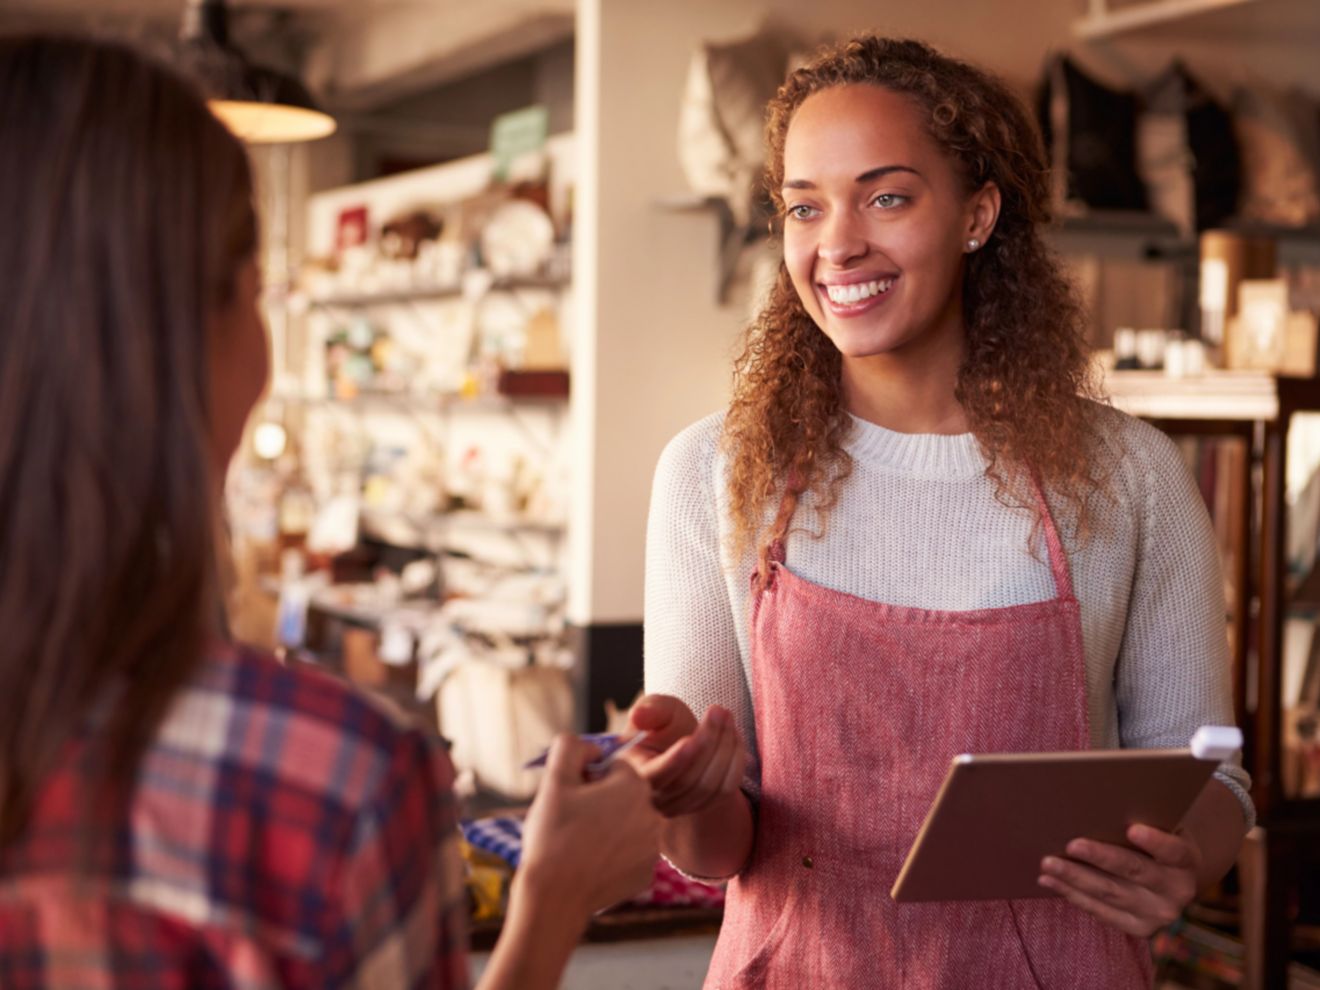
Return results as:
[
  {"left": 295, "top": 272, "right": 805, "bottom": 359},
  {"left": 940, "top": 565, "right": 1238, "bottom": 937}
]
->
[{"left": 628, "top": 35, "right": 1252, "bottom": 987}]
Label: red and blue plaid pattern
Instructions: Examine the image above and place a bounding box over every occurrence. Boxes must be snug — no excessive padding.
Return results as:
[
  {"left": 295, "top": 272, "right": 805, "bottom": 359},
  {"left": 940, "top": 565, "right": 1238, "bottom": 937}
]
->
[{"left": 0, "top": 641, "right": 469, "bottom": 989}]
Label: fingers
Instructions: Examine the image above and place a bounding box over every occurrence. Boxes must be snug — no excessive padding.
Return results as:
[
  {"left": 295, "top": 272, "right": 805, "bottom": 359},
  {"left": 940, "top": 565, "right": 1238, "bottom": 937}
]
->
[
  {"left": 543, "top": 733, "right": 598, "bottom": 787},
  {"left": 643, "top": 707, "right": 745, "bottom": 816},
  {"left": 642, "top": 706, "right": 727, "bottom": 787},
  {"left": 1039, "top": 832, "right": 1196, "bottom": 937},
  {"left": 1037, "top": 869, "right": 1153, "bottom": 937},
  {"left": 627, "top": 694, "right": 694, "bottom": 734},
  {"left": 655, "top": 716, "right": 733, "bottom": 813},
  {"left": 1127, "top": 823, "right": 1199, "bottom": 871},
  {"left": 1060, "top": 838, "right": 1161, "bottom": 889}
]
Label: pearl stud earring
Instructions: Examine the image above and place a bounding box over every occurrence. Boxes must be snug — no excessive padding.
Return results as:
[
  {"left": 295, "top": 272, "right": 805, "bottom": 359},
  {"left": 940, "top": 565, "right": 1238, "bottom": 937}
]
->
[{"left": 966, "top": 238, "right": 981, "bottom": 252}]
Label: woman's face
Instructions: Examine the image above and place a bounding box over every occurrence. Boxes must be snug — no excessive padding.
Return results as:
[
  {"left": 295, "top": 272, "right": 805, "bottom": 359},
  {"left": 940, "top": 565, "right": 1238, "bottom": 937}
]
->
[
  {"left": 781, "top": 84, "right": 998, "bottom": 367},
  {"left": 207, "top": 256, "right": 268, "bottom": 475}
]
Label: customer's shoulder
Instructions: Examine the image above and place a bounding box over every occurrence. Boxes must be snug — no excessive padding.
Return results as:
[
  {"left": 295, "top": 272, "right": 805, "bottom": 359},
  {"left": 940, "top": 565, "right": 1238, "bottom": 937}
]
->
[{"left": 177, "top": 641, "right": 447, "bottom": 800}]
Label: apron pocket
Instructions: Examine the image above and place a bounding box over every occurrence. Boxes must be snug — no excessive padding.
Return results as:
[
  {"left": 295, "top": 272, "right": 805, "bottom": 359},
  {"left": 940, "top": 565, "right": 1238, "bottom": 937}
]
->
[
  {"left": 718, "top": 877, "right": 803, "bottom": 989},
  {"left": 1007, "top": 899, "right": 1154, "bottom": 990}
]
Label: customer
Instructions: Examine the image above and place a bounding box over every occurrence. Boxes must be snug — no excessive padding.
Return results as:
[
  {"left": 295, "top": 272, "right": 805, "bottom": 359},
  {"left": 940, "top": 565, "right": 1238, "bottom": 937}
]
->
[
  {"left": 635, "top": 35, "right": 1252, "bottom": 987},
  {"left": 0, "top": 34, "right": 657, "bottom": 990}
]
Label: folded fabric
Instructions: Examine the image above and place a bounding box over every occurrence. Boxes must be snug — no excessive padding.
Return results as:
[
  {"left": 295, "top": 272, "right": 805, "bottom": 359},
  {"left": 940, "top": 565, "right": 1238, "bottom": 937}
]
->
[
  {"left": 629, "top": 857, "right": 726, "bottom": 910},
  {"left": 1138, "top": 62, "right": 1241, "bottom": 234},
  {"left": 1233, "top": 79, "right": 1320, "bottom": 227},
  {"left": 459, "top": 814, "right": 725, "bottom": 909},
  {"left": 1038, "top": 54, "right": 1148, "bottom": 214},
  {"left": 460, "top": 816, "right": 524, "bottom": 869}
]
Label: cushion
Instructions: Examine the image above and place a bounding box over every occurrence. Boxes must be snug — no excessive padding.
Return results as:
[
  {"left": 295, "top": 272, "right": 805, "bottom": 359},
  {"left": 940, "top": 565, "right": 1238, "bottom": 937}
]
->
[
  {"left": 1232, "top": 80, "right": 1320, "bottom": 228},
  {"left": 1138, "top": 62, "right": 1241, "bottom": 234},
  {"left": 1038, "top": 55, "right": 1148, "bottom": 214},
  {"left": 677, "top": 28, "right": 794, "bottom": 227}
]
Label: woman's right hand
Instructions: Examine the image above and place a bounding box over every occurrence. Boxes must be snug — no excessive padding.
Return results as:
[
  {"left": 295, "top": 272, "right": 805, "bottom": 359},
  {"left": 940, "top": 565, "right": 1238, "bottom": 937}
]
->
[
  {"left": 626, "top": 694, "right": 748, "bottom": 818},
  {"left": 480, "top": 738, "right": 661, "bottom": 990},
  {"left": 517, "top": 734, "right": 661, "bottom": 917}
]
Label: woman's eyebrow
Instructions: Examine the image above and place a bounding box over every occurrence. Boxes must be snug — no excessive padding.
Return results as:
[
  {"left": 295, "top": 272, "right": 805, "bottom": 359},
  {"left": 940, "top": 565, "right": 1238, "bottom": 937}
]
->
[{"left": 782, "top": 164, "right": 921, "bottom": 190}]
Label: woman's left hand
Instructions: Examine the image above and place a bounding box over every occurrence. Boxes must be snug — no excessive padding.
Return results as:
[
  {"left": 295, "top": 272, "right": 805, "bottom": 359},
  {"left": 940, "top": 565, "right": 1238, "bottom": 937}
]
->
[{"left": 1037, "top": 824, "right": 1202, "bottom": 936}]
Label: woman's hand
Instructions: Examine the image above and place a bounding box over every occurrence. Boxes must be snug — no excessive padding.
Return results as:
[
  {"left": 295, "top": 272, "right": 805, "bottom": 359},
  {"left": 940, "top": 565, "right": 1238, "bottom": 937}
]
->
[
  {"left": 1037, "top": 824, "right": 1202, "bottom": 936},
  {"left": 626, "top": 694, "right": 748, "bottom": 818},
  {"left": 518, "top": 734, "right": 661, "bottom": 916},
  {"left": 480, "top": 735, "right": 661, "bottom": 990}
]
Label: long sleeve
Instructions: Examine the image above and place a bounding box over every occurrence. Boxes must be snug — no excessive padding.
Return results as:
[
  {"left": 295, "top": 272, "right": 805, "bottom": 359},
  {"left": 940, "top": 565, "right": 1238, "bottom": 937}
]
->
[
  {"left": 1111, "top": 425, "right": 1255, "bottom": 826},
  {"left": 643, "top": 413, "right": 762, "bottom": 796}
]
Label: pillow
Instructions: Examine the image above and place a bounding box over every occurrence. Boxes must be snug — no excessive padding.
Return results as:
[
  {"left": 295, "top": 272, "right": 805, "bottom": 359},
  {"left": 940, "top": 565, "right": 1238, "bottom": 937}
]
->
[
  {"left": 677, "top": 28, "right": 794, "bottom": 227},
  {"left": 1284, "top": 87, "right": 1320, "bottom": 197},
  {"left": 1232, "top": 80, "right": 1320, "bottom": 228},
  {"left": 1038, "top": 55, "right": 1148, "bottom": 215},
  {"left": 1138, "top": 62, "right": 1241, "bottom": 234}
]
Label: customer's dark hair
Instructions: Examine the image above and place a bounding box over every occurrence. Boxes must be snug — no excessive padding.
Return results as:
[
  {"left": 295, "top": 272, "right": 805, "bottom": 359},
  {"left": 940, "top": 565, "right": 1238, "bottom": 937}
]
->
[{"left": 0, "top": 34, "right": 256, "bottom": 846}]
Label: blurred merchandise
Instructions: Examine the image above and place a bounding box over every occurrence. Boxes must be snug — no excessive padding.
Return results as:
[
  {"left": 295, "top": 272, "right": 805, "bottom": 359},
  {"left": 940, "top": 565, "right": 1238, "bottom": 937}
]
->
[
  {"left": 438, "top": 659, "right": 573, "bottom": 799},
  {"left": 1199, "top": 229, "right": 1276, "bottom": 357}
]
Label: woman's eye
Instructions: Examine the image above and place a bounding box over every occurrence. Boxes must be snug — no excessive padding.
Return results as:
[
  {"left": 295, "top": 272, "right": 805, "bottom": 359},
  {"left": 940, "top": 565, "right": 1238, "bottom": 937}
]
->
[
  {"left": 872, "top": 193, "right": 905, "bottom": 209},
  {"left": 786, "top": 204, "right": 817, "bottom": 221}
]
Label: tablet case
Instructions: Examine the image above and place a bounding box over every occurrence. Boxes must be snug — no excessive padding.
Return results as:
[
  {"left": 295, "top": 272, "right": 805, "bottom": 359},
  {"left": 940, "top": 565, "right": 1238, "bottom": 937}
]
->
[{"left": 890, "top": 748, "right": 1220, "bottom": 902}]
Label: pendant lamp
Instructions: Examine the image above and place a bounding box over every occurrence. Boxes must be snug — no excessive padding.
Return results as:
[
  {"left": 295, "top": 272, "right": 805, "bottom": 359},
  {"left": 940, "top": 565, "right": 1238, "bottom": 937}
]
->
[{"left": 178, "top": 0, "right": 336, "bottom": 144}]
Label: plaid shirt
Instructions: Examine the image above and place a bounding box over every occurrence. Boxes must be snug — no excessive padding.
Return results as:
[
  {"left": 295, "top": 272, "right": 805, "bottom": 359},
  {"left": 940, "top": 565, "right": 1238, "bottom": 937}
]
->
[{"left": 0, "top": 641, "right": 469, "bottom": 989}]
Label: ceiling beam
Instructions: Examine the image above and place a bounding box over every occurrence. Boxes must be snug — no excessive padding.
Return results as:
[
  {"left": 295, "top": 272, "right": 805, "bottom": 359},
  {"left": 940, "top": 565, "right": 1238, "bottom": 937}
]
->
[{"left": 304, "top": 2, "right": 574, "bottom": 111}]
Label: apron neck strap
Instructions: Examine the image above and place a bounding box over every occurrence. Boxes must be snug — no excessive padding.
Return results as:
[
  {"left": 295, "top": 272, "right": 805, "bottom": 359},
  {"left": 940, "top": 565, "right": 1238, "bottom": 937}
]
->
[
  {"left": 1029, "top": 471, "right": 1075, "bottom": 602},
  {"left": 756, "top": 476, "right": 801, "bottom": 586}
]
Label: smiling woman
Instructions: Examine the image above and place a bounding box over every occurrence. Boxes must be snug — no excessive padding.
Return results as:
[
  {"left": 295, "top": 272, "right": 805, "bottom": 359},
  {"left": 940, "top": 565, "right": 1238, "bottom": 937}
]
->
[
  {"left": 728, "top": 38, "right": 1104, "bottom": 569},
  {"left": 636, "top": 34, "right": 1253, "bottom": 990},
  {"left": 779, "top": 84, "right": 1000, "bottom": 424}
]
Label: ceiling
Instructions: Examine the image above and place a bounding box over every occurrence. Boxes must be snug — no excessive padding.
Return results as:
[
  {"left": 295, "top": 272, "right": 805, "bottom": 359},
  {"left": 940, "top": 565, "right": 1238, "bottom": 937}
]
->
[
  {"left": 3, "top": 0, "right": 401, "bottom": 16},
  {"left": 0, "top": 0, "right": 577, "bottom": 108}
]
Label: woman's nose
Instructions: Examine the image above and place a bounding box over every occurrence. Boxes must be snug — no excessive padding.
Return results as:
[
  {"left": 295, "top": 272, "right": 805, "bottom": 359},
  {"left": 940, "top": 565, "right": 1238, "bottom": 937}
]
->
[{"left": 817, "top": 209, "right": 867, "bottom": 267}]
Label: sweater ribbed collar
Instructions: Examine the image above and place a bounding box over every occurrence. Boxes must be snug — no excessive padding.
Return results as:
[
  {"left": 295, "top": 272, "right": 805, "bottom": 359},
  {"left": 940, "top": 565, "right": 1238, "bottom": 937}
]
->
[{"left": 844, "top": 413, "right": 987, "bottom": 479}]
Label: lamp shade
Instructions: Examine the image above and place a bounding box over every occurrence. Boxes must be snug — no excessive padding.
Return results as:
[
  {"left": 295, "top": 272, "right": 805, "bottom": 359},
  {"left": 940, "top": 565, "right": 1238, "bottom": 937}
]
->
[{"left": 178, "top": 0, "right": 335, "bottom": 144}]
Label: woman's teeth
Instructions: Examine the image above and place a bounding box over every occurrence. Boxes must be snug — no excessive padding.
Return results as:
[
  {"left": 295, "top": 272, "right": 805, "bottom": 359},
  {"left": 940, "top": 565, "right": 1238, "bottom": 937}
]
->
[{"left": 825, "top": 278, "right": 895, "bottom": 305}]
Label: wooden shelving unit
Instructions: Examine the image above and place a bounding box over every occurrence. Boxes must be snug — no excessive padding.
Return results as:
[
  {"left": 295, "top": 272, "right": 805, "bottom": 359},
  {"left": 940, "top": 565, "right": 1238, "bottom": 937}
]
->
[{"left": 1106, "top": 369, "right": 1320, "bottom": 989}]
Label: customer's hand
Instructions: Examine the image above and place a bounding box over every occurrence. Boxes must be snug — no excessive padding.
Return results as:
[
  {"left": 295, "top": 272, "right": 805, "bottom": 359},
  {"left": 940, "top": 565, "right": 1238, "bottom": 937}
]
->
[
  {"left": 518, "top": 734, "right": 661, "bottom": 917},
  {"left": 1037, "top": 824, "right": 1202, "bottom": 936},
  {"left": 626, "top": 694, "right": 747, "bottom": 818}
]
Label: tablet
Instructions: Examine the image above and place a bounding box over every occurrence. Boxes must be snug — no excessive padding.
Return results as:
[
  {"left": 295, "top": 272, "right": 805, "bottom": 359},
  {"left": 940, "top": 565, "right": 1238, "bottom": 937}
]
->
[{"left": 889, "top": 747, "right": 1220, "bottom": 903}]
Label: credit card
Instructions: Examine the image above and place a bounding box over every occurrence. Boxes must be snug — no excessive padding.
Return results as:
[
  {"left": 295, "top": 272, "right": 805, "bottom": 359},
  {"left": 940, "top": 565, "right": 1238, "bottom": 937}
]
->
[{"left": 523, "top": 732, "right": 646, "bottom": 777}]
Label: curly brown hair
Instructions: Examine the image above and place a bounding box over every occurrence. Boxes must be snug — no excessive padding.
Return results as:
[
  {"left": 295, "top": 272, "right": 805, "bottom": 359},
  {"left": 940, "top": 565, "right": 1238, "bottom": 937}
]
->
[{"left": 724, "top": 35, "right": 1106, "bottom": 573}]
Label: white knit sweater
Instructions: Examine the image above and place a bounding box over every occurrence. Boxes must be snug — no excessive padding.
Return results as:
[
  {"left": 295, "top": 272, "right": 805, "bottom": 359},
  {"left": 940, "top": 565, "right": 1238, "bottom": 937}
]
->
[{"left": 643, "top": 404, "right": 1254, "bottom": 826}]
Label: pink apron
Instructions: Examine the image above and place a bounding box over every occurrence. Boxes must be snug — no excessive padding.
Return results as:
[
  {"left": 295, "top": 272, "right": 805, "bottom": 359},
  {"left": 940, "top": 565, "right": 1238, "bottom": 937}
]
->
[{"left": 703, "top": 484, "right": 1153, "bottom": 989}]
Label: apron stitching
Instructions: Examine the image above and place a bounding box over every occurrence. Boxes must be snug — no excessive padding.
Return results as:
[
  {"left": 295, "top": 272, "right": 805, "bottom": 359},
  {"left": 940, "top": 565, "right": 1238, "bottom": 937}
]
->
[{"left": 1007, "top": 900, "right": 1048, "bottom": 990}]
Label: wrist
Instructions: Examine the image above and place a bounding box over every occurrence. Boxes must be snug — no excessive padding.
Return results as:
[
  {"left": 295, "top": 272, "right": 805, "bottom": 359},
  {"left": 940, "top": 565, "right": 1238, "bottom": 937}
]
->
[
  {"left": 478, "top": 872, "right": 590, "bottom": 990},
  {"left": 660, "top": 788, "right": 753, "bottom": 878},
  {"left": 511, "top": 862, "right": 595, "bottom": 933}
]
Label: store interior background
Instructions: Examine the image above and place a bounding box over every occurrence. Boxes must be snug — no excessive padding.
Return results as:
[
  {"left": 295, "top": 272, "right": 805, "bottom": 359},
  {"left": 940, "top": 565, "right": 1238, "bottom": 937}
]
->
[{"left": 5, "top": 0, "right": 1320, "bottom": 986}]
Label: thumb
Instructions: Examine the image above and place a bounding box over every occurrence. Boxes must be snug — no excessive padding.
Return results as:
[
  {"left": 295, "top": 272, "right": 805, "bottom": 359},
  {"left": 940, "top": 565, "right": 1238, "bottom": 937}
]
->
[
  {"left": 628, "top": 694, "right": 675, "bottom": 732},
  {"left": 543, "top": 733, "right": 593, "bottom": 787}
]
